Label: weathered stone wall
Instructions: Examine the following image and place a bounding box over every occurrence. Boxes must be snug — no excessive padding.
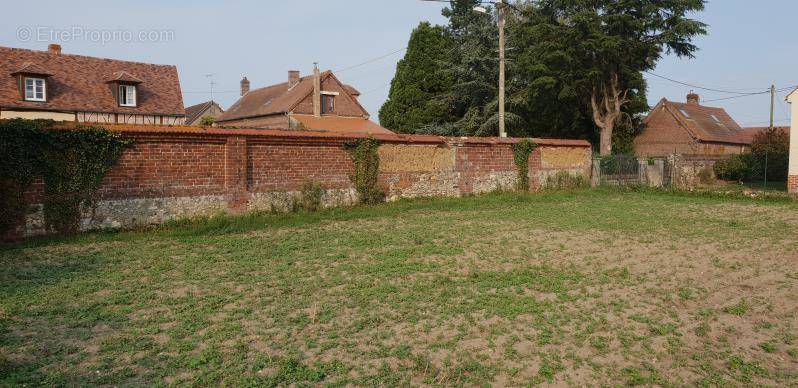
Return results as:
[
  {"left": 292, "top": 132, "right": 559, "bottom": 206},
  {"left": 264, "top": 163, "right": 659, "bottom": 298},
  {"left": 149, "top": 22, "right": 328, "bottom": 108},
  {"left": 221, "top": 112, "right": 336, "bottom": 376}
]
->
[
  {"left": 18, "top": 126, "right": 592, "bottom": 236},
  {"left": 666, "top": 155, "right": 722, "bottom": 189}
]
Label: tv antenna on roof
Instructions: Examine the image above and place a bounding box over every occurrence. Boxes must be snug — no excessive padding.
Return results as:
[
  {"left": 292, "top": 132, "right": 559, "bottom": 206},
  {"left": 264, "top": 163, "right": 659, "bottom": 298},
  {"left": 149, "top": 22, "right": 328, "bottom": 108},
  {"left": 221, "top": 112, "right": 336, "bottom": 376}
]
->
[{"left": 203, "top": 73, "right": 218, "bottom": 102}]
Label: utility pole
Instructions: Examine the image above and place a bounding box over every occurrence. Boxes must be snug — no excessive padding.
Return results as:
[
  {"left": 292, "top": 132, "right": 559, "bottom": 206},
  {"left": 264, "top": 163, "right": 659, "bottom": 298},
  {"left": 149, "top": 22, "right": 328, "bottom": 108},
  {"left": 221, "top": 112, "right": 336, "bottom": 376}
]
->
[
  {"left": 765, "top": 84, "right": 775, "bottom": 190},
  {"left": 497, "top": 0, "right": 507, "bottom": 138}
]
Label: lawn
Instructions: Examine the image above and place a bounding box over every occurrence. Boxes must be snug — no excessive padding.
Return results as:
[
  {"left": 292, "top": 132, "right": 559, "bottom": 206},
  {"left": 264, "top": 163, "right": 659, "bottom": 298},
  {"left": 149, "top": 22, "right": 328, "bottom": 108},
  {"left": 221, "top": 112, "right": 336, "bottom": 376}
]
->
[{"left": 1, "top": 189, "right": 797, "bottom": 386}]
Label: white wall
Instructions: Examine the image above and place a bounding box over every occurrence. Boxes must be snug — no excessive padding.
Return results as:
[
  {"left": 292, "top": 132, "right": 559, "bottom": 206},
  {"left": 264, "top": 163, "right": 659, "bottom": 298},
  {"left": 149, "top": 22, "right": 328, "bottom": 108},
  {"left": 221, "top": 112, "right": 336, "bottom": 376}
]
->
[{"left": 789, "top": 89, "right": 798, "bottom": 178}]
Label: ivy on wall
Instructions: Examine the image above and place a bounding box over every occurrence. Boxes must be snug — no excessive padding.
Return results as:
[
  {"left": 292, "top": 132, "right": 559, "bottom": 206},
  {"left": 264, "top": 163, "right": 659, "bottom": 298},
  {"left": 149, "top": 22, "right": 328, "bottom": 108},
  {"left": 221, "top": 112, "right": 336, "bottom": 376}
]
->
[
  {"left": 343, "top": 138, "right": 384, "bottom": 204},
  {"left": 0, "top": 119, "right": 130, "bottom": 236},
  {"left": 511, "top": 139, "right": 539, "bottom": 191}
]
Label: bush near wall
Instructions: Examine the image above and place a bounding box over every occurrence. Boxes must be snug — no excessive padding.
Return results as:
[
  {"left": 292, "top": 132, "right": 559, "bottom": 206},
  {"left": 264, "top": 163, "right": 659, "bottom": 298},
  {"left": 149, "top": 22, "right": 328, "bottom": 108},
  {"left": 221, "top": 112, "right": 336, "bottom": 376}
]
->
[
  {"left": 715, "top": 128, "right": 789, "bottom": 183},
  {"left": 0, "top": 119, "right": 130, "bottom": 237}
]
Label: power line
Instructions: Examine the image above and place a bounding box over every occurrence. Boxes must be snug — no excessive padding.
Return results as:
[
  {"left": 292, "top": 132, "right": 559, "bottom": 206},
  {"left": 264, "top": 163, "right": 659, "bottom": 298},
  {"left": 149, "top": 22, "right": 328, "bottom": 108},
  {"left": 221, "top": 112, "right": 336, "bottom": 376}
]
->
[
  {"left": 359, "top": 81, "right": 393, "bottom": 96},
  {"left": 700, "top": 85, "right": 798, "bottom": 103},
  {"left": 334, "top": 48, "right": 407, "bottom": 74},
  {"left": 645, "top": 71, "right": 767, "bottom": 95},
  {"left": 183, "top": 90, "right": 239, "bottom": 94}
]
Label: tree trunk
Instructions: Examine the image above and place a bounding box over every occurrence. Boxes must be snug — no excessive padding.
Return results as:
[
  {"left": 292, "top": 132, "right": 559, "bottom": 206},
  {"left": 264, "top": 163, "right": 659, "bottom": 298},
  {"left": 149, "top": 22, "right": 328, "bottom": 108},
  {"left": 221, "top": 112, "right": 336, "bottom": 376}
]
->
[{"left": 590, "top": 73, "right": 628, "bottom": 156}]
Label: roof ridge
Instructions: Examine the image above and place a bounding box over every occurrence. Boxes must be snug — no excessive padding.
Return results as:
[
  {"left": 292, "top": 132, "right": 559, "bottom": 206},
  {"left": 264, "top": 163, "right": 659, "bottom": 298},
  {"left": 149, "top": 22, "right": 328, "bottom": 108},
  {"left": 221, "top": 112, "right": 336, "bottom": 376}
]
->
[{"left": 0, "top": 45, "right": 178, "bottom": 68}]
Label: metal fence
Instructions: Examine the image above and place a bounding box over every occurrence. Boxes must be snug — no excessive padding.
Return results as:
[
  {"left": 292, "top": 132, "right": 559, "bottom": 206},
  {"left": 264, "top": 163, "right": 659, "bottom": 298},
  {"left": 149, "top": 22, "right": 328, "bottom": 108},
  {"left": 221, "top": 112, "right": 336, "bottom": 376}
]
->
[{"left": 592, "top": 155, "right": 642, "bottom": 186}]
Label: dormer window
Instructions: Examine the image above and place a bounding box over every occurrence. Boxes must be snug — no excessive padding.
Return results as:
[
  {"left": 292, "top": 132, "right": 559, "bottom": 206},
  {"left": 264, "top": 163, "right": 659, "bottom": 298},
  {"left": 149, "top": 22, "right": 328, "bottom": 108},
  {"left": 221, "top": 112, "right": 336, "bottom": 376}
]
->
[
  {"left": 11, "top": 62, "right": 52, "bottom": 103},
  {"left": 321, "top": 91, "right": 338, "bottom": 114},
  {"left": 24, "top": 77, "right": 46, "bottom": 102},
  {"left": 107, "top": 71, "right": 142, "bottom": 108},
  {"left": 118, "top": 84, "right": 137, "bottom": 107}
]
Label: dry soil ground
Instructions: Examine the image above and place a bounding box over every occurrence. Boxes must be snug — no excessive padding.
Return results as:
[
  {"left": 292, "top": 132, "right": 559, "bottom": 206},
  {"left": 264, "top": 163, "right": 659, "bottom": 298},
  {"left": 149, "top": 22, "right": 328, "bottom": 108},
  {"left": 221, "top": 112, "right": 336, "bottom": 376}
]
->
[{"left": 1, "top": 189, "right": 797, "bottom": 386}]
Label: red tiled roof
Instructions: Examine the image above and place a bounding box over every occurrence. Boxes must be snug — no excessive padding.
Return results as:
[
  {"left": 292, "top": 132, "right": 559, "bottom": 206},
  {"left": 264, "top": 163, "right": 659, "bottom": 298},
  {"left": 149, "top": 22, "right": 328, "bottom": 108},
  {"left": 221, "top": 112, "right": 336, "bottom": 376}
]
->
[
  {"left": 344, "top": 84, "right": 360, "bottom": 96},
  {"left": 0, "top": 46, "right": 184, "bottom": 116},
  {"left": 217, "top": 72, "right": 326, "bottom": 122},
  {"left": 216, "top": 70, "right": 369, "bottom": 123},
  {"left": 292, "top": 114, "right": 394, "bottom": 135},
  {"left": 648, "top": 99, "right": 751, "bottom": 145},
  {"left": 106, "top": 71, "right": 143, "bottom": 84},
  {"left": 184, "top": 101, "right": 222, "bottom": 124},
  {"left": 740, "top": 126, "right": 790, "bottom": 143},
  {"left": 11, "top": 62, "right": 52, "bottom": 76}
]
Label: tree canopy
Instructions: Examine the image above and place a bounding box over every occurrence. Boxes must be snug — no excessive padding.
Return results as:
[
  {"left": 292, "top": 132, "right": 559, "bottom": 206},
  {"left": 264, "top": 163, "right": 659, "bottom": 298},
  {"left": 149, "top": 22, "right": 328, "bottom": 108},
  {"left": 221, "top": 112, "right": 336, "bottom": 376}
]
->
[
  {"left": 380, "top": 0, "right": 707, "bottom": 154},
  {"left": 379, "top": 22, "right": 454, "bottom": 134}
]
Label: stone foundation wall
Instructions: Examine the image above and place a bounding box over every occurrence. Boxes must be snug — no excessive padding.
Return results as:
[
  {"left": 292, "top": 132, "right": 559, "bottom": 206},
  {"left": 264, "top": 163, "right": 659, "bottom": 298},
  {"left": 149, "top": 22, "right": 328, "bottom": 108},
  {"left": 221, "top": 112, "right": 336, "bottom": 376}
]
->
[
  {"left": 665, "top": 155, "right": 725, "bottom": 189},
  {"left": 17, "top": 126, "right": 592, "bottom": 236}
]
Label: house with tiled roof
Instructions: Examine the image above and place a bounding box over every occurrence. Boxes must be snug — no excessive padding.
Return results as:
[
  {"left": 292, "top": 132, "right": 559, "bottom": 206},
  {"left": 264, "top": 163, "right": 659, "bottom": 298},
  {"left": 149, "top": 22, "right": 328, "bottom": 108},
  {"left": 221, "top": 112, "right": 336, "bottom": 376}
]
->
[
  {"left": 634, "top": 93, "right": 751, "bottom": 157},
  {"left": 215, "top": 66, "right": 393, "bottom": 135},
  {"left": 184, "top": 100, "right": 224, "bottom": 126},
  {"left": 0, "top": 44, "right": 185, "bottom": 125}
]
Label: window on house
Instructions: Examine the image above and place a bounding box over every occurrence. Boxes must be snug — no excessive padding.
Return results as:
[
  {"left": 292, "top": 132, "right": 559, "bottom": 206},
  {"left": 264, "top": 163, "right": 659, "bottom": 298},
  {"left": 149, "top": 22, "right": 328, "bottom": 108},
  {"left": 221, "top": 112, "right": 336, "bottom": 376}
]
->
[
  {"left": 321, "top": 94, "right": 335, "bottom": 114},
  {"left": 678, "top": 108, "right": 691, "bottom": 119},
  {"left": 24, "top": 77, "right": 46, "bottom": 102},
  {"left": 118, "top": 84, "right": 137, "bottom": 107},
  {"left": 710, "top": 114, "right": 721, "bottom": 123}
]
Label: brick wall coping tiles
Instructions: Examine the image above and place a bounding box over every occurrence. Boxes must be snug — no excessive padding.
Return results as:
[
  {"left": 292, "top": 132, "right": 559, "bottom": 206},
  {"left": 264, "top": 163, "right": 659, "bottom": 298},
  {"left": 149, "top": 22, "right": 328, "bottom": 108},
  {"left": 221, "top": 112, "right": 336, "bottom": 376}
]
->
[{"left": 46, "top": 122, "right": 592, "bottom": 148}]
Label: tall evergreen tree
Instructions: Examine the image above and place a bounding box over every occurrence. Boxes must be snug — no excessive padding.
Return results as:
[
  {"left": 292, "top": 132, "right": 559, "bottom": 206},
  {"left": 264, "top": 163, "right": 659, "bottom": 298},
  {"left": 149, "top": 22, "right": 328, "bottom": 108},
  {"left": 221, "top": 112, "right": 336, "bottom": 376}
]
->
[
  {"left": 517, "top": 0, "right": 707, "bottom": 154},
  {"left": 380, "top": 0, "right": 706, "bottom": 153},
  {"left": 379, "top": 22, "right": 454, "bottom": 134}
]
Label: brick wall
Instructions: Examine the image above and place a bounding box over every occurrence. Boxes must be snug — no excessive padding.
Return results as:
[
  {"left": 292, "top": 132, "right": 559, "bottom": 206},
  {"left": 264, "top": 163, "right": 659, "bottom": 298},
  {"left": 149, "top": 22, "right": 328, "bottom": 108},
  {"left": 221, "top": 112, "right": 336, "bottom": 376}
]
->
[
  {"left": 789, "top": 175, "right": 798, "bottom": 194},
  {"left": 18, "top": 126, "right": 591, "bottom": 236}
]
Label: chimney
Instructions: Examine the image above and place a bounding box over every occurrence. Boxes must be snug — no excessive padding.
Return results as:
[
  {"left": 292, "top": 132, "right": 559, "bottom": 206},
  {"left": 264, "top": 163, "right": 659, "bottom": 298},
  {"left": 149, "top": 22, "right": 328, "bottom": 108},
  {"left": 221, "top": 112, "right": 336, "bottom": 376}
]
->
[
  {"left": 686, "top": 92, "right": 700, "bottom": 105},
  {"left": 288, "top": 70, "right": 300, "bottom": 89},
  {"left": 313, "top": 64, "right": 321, "bottom": 117},
  {"left": 48, "top": 44, "right": 62, "bottom": 55},
  {"left": 240, "top": 77, "right": 250, "bottom": 96}
]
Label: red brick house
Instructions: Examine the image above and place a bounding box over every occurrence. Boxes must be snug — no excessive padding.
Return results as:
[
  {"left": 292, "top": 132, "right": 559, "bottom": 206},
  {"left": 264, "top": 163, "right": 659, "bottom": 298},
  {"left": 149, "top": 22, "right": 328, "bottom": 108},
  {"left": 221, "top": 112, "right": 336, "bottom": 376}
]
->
[
  {"left": 0, "top": 44, "right": 185, "bottom": 125},
  {"left": 635, "top": 93, "right": 751, "bottom": 157},
  {"left": 216, "top": 66, "right": 393, "bottom": 135}
]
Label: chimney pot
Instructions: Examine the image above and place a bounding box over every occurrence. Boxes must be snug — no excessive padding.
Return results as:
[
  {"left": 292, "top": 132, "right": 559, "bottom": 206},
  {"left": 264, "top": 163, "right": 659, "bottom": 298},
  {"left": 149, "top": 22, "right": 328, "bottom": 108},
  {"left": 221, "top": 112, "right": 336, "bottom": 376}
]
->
[
  {"left": 686, "top": 92, "right": 700, "bottom": 105},
  {"left": 240, "top": 77, "right": 250, "bottom": 96},
  {"left": 48, "top": 44, "right": 62, "bottom": 55},
  {"left": 288, "top": 70, "right": 300, "bottom": 89}
]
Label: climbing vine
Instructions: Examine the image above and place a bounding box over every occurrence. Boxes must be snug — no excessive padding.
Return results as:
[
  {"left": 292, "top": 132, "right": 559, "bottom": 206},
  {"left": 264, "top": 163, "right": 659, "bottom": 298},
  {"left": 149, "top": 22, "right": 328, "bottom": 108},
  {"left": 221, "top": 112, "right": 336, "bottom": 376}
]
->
[
  {"left": 0, "top": 119, "right": 130, "bottom": 236},
  {"left": 511, "top": 139, "right": 538, "bottom": 191},
  {"left": 343, "top": 138, "right": 384, "bottom": 205}
]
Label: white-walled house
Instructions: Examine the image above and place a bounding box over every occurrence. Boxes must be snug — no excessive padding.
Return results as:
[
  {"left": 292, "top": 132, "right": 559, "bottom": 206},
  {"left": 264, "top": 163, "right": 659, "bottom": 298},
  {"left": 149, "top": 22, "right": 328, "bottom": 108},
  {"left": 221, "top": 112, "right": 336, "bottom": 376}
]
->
[{"left": 788, "top": 88, "right": 798, "bottom": 193}]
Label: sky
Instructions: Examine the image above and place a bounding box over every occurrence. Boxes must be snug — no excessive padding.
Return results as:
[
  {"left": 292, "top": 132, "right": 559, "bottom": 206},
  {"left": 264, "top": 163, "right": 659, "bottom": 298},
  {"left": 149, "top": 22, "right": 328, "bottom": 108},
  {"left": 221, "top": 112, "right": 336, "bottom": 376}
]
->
[{"left": 0, "top": 0, "right": 794, "bottom": 129}]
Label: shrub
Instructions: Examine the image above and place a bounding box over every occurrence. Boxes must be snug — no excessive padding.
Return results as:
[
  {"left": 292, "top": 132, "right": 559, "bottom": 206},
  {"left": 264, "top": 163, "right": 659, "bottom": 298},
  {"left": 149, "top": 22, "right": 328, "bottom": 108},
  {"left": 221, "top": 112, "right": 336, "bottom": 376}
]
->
[
  {"left": 511, "top": 139, "right": 538, "bottom": 191},
  {"left": 343, "top": 138, "right": 384, "bottom": 204},
  {"left": 293, "top": 181, "right": 325, "bottom": 212},
  {"left": 751, "top": 127, "right": 789, "bottom": 181},
  {"left": 199, "top": 116, "right": 215, "bottom": 126},
  {"left": 715, "top": 128, "right": 790, "bottom": 183},
  {"left": 714, "top": 154, "right": 752, "bottom": 182}
]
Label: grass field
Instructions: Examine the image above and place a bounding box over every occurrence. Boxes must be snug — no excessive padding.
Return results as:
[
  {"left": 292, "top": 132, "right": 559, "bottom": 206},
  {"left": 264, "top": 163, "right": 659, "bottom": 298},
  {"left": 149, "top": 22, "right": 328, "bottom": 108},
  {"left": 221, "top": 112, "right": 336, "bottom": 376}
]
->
[{"left": 2, "top": 189, "right": 798, "bottom": 386}]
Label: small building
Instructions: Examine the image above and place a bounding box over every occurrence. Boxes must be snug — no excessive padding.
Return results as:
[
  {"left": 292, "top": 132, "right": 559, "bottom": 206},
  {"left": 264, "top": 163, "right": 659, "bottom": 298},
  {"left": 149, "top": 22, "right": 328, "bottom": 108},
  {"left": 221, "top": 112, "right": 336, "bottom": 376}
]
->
[
  {"left": 0, "top": 44, "right": 185, "bottom": 125},
  {"left": 184, "top": 100, "right": 224, "bottom": 126},
  {"left": 635, "top": 93, "right": 751, "bottom": 157},
  {"left": 215, "top": 66, "right": 393, "bottom": 135}
]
